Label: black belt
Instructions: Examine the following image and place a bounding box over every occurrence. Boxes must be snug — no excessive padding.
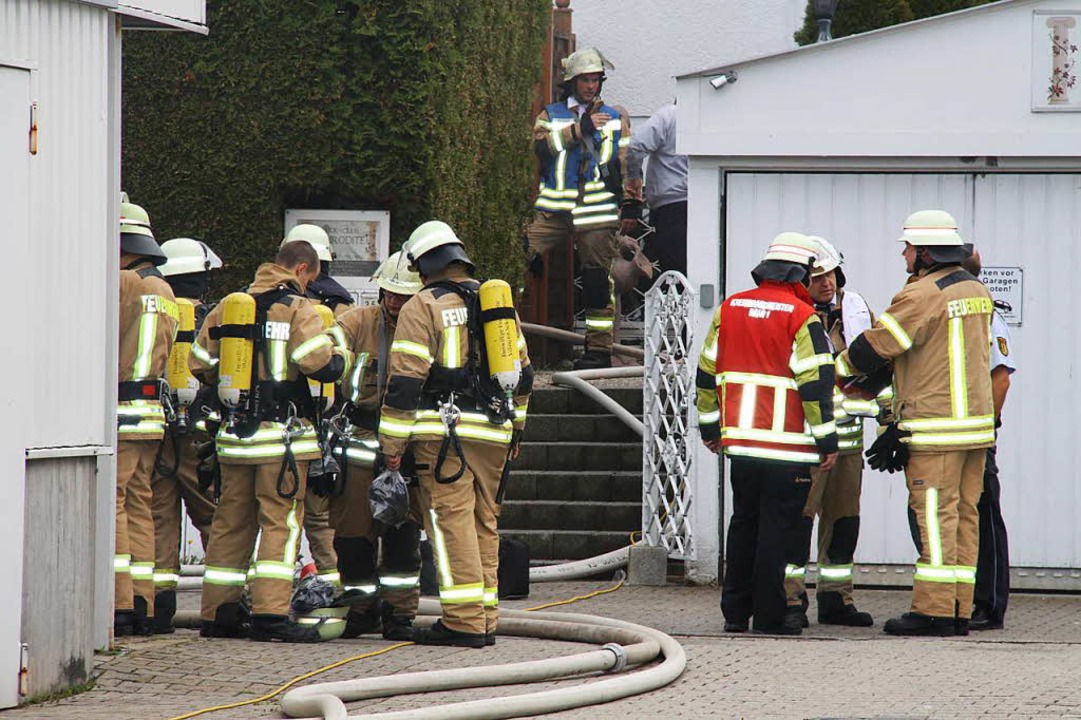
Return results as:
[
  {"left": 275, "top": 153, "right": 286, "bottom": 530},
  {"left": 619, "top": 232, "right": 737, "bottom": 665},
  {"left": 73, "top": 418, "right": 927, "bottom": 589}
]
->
[
  {"left": 347, "top": 407, "right": 380, "bottom": 431},
  {"left": 118, "top": 381, "right": 160, "bottom": 402}
]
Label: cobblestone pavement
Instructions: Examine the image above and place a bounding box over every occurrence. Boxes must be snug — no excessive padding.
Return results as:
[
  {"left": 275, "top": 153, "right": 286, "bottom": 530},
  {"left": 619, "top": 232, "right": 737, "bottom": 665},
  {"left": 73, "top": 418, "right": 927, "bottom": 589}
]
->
[{"left": 12, "top": 582, "right": 1081, "bottom": 719}]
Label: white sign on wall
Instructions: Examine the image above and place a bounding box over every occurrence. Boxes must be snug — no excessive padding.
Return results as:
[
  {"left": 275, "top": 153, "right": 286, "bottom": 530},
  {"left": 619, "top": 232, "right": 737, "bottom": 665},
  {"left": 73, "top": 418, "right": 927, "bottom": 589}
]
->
[
  {"left": 284, "top": 209, "right": 390, "bottom": 306},
  {"left": 1032, "top": 10, "right": 1081, "bottom": 112},
  {"left": 982, "top": 266, "right": 1023, "bottom": 326}
]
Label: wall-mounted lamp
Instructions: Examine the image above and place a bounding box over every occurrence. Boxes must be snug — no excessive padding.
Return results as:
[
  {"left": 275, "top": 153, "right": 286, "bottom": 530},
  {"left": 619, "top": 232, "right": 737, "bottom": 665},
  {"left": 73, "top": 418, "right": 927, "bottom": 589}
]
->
[
  {"left": 814, "top": 0, "right": 838, "bottom": 43},
  {"left": 709, "top": 72, "right": 738, "bottom": 90}
]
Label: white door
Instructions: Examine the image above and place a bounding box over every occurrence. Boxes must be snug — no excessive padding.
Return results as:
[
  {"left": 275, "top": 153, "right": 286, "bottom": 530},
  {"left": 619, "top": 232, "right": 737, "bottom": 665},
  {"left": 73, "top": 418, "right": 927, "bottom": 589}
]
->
[
  {"left": 722, "top": 172, "right": 975, "bottom": 567},
  {"left": 972, "top": 174, "right": 1081, "bottom": 570},
  {"left": 0, "top": 65, "right": 31, "bottom": 708}
]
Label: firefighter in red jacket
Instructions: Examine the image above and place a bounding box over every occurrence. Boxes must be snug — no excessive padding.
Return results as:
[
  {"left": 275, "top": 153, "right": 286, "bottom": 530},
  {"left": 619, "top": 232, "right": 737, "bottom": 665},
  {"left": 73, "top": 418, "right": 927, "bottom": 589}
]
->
[{"left": 696, "top": 232, "right": 839, "bottom": 636}]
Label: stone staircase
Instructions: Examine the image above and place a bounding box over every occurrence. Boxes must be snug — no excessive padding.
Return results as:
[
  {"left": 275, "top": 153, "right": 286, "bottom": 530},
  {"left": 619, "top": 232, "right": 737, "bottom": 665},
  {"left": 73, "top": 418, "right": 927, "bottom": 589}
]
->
[{"left": 500, "top": 386, "right": 643, "bottom": 561}]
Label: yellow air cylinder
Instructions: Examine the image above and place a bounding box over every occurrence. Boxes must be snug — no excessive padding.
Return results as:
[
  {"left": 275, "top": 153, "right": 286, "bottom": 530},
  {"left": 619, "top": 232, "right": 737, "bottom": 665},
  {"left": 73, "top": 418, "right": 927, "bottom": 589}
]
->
[
  {"left": 167, "top": 299, "right": 199, "bottom": 407},
  {"left": 218, "top": 292, "right": 256, "bottom": 409},
  {"left": 479, "top": 279, "right": 521, "bottom": 395},
  {"left": 309, "top": 303, "right": 336, "bottom": 404}
]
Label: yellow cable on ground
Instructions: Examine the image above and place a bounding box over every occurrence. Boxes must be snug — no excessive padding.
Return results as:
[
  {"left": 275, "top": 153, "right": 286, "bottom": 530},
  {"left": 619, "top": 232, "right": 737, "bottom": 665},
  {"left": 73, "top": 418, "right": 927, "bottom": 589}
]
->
[
  {"left": 166, "top": 577, "right": 625, "bottom": 720},
  {"left": 165, "top": 642, "right": 413, "bottom": 720}
]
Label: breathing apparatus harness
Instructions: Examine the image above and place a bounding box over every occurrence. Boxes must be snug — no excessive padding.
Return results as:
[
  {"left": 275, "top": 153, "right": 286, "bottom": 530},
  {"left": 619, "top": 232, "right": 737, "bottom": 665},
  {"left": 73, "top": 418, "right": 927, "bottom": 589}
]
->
[
  {"left": 209, "top": 285, "right": 316, "bottom": 499},
  {"left": 421, "top": 280, "right": 518, "bottom": 485}
]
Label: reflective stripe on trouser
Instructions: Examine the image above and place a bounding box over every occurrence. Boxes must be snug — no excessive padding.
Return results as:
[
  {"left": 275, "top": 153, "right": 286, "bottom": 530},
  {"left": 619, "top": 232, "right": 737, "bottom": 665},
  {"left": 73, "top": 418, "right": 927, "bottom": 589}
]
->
[
  {"left": 200, "top": 460, "right": 309, "bottom": 621},
  {"left": 328, "top": 463, "right": 423, "bottom": 618},
  {"left": 116, "top": 440, "right": 160, "bottom": 613},
  {"left": 151, "top": 430, "right": 217, "bottom": 590},
  {"left": 786, "top": 453, "right": 865, "bottom": 605},
  {"left": 905, "top": 449, "right": 985, "bottom": 619},
  {"left": 415, "top": 439, "right": 508, "bottom": 635},
  {"left": 304, "top": 492, "right": 338, "bottom": 580},
  {"left": 524, "top": 211, "right": 618, "bottom": 352}
]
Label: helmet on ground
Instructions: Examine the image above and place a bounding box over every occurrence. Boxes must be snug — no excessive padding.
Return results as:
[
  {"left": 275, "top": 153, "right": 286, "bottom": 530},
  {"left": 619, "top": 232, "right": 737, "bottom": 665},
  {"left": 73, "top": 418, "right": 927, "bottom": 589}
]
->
[
  {"left": 807, "top": 236, "right": 846, "bottom": 288},
  {"left": 294, "top": 606, "right": 348, "bottom": 641},
  {"left": 898, "top": 210, "right": 970, "bottom": 264},
  {"left": 373, "top": 251, "right": 422, "bottom": 296},
  {"left": 561, "top": 47, "right": 613, "bottom": 82},
  {"left": 159, "top": 238, "right": 224, "bottom": 277},
  {"left": 120, "top": 197, "right": 167, "bottom": 265},
  {"left": 404, "top": 220, "right": 475, "bottom": 277},
  {"left": 281, "top": 224, "right": 333, "bottom": 263}
]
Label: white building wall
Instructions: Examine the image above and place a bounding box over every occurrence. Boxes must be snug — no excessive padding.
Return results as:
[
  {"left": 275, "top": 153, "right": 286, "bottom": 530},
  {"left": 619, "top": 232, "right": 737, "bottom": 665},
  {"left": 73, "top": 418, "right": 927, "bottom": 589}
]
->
[
  {"left": 0, "top": 0, "right": 119, "bottom": 703},
  {"left": 573, "top": 0, "right": 806, "bottom": 119}
]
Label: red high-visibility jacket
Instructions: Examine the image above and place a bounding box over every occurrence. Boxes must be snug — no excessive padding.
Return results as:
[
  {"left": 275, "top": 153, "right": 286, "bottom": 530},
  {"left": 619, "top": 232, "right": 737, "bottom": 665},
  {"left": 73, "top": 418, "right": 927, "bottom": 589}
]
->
[{"left": 696, "top": 281, "right": 838, "bottom": 465}]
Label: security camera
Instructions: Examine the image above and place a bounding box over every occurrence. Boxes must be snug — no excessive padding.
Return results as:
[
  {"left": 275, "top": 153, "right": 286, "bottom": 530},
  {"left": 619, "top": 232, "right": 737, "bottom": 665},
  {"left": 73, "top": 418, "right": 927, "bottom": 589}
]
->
[{"left": 709, "top": 72, "right": 738, "bottom": 90}]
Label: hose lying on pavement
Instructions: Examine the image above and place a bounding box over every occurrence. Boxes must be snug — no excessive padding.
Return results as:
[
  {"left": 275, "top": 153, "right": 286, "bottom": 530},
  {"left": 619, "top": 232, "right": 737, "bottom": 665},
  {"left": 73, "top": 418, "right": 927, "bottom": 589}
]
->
[{"left": 277, "top": 598, "right": 685, "bottom": 720}]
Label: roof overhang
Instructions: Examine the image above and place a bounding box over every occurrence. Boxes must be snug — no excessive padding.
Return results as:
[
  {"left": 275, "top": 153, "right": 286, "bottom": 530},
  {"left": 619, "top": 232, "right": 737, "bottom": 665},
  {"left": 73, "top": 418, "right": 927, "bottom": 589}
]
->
[{"left": 114, "top": 2, "right": 207, "bottom": 35}]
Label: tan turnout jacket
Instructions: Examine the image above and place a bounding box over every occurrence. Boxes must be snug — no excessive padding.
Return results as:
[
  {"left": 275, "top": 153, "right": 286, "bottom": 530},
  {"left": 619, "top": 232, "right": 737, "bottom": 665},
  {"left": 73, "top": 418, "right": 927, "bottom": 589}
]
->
[{"left": 837, "top": 265, "right": 994, "bottom": 452}]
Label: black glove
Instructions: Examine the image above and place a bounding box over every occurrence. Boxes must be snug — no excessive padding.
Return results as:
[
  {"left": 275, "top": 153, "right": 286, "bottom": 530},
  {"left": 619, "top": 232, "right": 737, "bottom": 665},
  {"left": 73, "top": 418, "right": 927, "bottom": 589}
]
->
[
  {"left": 843, "top": 364, "right": 894, "bottom": 399},
  {"left": 620, "top": 198, "right": 643, "bottom": 222},
  {"left": 865, "top": 423, "right": 911, "bottom": 474},
  {"left": 195, "top": 441, "right": 219, "bottom": 493},
  {"left": 579, "top": 110, "right": 596, "bottom": 137}
]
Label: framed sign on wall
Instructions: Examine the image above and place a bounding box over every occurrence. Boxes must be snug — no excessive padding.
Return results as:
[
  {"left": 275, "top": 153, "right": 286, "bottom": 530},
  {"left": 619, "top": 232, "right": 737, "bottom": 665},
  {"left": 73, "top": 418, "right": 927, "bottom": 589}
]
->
[{"left": 284, "top": 209, "right": 390, "bottom": 306}]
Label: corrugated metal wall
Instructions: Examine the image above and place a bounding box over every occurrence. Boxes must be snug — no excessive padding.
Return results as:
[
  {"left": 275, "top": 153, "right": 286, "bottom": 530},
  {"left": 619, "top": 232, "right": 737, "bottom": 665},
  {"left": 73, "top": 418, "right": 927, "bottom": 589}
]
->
[
  {"left": 724, "top": 172, "right": 1081, "bottom": 572},
  {"left": 1, "top": 0, "right": 112, "bottom": 450}
]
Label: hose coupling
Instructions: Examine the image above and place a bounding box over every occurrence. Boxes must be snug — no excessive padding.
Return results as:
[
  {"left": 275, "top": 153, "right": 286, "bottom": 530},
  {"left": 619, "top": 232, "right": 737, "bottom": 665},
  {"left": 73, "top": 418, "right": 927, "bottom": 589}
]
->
[{"left": 602, "top": 643, "right": 628, "bottom": 674}]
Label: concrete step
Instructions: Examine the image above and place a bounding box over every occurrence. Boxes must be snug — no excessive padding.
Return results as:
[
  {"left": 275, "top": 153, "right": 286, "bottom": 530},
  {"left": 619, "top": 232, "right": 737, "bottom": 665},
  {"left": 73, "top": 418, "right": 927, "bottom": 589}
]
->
[
  {"left": 503, "top": 470, "right": 642, "bottom": 503},
  {"left": 522, "top": 413, "right": 640, "bottom": 443},
  {"left": 500, "top": 499, "right": 640, "bottom": 533},
  {"left": 515, "top": 441, "right": 641, "bottom": 472},
  {"left": 499, "top": 529, "right": 631, "bottom": 561},
  {"left": 527, "top": 387, "right": 643, "bottom": 416}
]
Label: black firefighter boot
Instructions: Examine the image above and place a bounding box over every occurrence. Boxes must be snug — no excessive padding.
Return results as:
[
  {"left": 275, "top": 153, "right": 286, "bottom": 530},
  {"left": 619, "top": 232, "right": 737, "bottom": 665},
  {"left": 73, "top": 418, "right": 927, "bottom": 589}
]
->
[
  {"left": 114, "top": 610, "right": 135, "bottom": 638},
  {"left": 132, "top": 596, "right": 155, "bottom": 636},
  {"left": 200, "top": 601, "right": 251, "bottom": 639},
  {"left": 249, "top": 615, "right": 324, "bottom": 643},
  {"left": 413, "top": 620, "right": 486, "bottom": 649},
  {"left": 883, "top": 613, "right": 956, "bottom": 637},
  {"left": 153, "top": 590, "right": 177, "bottom": 634},
  {"left": 381, "top": 603, "right": 415, "bottom": 642},
  {"left": 817, "top": 591, "right": 874, "bottom": 627},
  {"left": 574, "top": 349, "right": 612, "bottom": 371},
  {"left": 341, "top": 602, "right": 382, "bottom": 639}
]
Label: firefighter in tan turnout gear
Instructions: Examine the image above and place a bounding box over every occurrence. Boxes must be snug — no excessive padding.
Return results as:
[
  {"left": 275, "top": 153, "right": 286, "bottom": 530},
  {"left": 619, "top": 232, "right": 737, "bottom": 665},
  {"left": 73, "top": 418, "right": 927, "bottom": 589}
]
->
[
  {"left": 191, "top": 240, "right": 350, "bottom": 643},
  {"left": 323, "top": 252, "right": 424, "bottom": 641},
  {"left": 786, "top": 237, "right": 876, "bottom": 628},
  {"left": 116, "top": 197, "right": 179, "bottom": 637},
  {"left": 150, "top": 238, "right": 223, "bottom": 633},
  {"left": 380, "top": 221, "right": 533, "bottom": 648},
  {"left": 836, "top": 210, "right": 994, "bottom": 637},
  {"left": 281, "top": 224, "right": 351, "bottom": 585}
]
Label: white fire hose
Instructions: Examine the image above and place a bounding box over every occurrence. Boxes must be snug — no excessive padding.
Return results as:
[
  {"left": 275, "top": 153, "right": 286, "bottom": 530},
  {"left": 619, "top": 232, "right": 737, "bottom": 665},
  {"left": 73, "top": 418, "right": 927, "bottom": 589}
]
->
[{"left": 175, "top": 597, "right": 684, "bottom": 720}]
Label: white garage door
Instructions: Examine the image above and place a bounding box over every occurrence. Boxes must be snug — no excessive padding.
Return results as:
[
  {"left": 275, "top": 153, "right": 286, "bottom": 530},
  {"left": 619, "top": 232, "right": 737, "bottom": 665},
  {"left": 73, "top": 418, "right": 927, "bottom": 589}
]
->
[{"left": 723, "top": 172, "right": 1081, "bottom": 573}]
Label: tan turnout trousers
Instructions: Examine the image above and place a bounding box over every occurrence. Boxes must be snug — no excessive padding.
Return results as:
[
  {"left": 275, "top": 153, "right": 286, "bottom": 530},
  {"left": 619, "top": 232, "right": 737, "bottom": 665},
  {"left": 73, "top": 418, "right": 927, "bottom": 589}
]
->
[
  {"left": 116, "top": 440, "right": 161, "bottom": 613},
  {"left": 151, "top": 433, "right": 216, "bottom": 593},
  {"left": 200, "top": 460, "right": 309, "bottom": 620},
  {"left": 328, "top": 460, "right": 423, "bottom": 620},
  {"left": 906, "top": 449, "right": 985, "bottom": 619},
  {"left": 785, "top": 452, "right": 864, "bottom": 605},
  {"left": 525, "top": 211, "right": 617, "bottom": 352},
  {"left": 303, "top": 493, "right": 338, "bottom": 580},
  {"left": 415, "top": 440, "right": 509, "bottom": 636}
]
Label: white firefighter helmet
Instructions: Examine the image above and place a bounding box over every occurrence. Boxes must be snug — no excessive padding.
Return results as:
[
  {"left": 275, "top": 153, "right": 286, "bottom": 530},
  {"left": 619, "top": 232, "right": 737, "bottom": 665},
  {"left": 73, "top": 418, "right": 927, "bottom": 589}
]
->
[
  {"left": 404, "top": 220, "right": 475, "bottom": 276},
  {"left": 761, "top": 232, "right": 819, "bottom": 265},
  {"left": 807, "top": 235, "right": 846, "bottom": 287},
  {"left": 373, "top": 251, "right": 422, "bottom": 296},
  {"left": 561, "top": 47, "right": 614, "bottom": 82},
  {"left": 897, "top": 209, "right": 963, "bottom": 246},
  {"left": 159, "top": 238, "right": 224, "bottom": 277},
  {"left": 120, "top": 198, "right": 167, "bottom": 264},
  {"left": 281, "top": 223, "right": 333, "bottom": 262}
]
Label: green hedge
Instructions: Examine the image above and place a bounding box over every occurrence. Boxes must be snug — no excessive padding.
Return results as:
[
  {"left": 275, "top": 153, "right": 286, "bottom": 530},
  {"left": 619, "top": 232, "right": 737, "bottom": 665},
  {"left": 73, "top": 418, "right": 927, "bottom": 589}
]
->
[
  {"left": 123, "top": 0, "right": 549, "bottom": 292},
  {"left": 795, "top": 0, "right": 995, "bottom": 45}
]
